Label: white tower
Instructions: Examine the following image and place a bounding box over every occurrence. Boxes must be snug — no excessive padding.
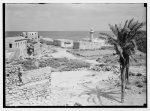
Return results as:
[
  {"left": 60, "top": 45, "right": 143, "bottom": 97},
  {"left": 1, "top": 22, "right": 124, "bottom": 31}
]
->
[
  {"left": 22, "top": 32, "right": 27, "bottom": 38},
  {"left": 90, "top": 29, "right": 94, "bottom": 42}
]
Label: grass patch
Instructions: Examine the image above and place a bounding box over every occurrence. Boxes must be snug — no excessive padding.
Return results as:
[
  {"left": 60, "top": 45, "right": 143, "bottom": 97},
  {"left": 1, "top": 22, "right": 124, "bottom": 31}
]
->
[
  {"left": 11, "top": 57, "right": 90, "bottom": 71},
  {"left": 68, "top": 49, "right": 114, "bottom": 57},
  {"left": 39, "top": 58, "right": 90, "bottom": 71}
]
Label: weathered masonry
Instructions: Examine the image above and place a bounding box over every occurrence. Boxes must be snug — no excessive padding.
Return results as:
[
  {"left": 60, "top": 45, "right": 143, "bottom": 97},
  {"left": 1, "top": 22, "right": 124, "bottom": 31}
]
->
[
  {"left": 6, "top": 36, "right": 27, "bottom": 51},
  {"left": 6, "top": 36, "right": 28, "bottom": 60},
  {"left": 53, "top": 39, "right": 74, "bottom": 48},
  {"left": 72, "top": 29, "right": 106, "bottom": 50},
  {"left": 40, "top": 38, "right": 54, "bottom": 45},
  {"left": 22, "top": 32, "right": 39, "bottom": 42},
  {"left": 73, "top": 40, "right": 102, "bottom": 50}
]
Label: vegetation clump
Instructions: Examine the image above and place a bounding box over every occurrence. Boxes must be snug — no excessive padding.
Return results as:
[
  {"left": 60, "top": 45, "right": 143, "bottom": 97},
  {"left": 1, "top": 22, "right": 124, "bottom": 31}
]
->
[{"left": 12, "top": 57, "right": 90, "bottom": 71}]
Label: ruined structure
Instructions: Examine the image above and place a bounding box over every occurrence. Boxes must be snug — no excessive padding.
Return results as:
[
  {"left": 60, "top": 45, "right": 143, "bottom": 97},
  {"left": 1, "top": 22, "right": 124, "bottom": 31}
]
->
[
  {"left": 33, "top": 42, "right": 42, "bottom": 56},
  {"left": 6, "top": 36, "right": 27, "bottom": 51},
  {"left": 22, "top": 32, "right": 39, "bottom": 42},
  {"left": 6, "top": 31, "right": 42, "bottom": 60},
  {"left": 40, "top": 38, "right": 54, "bottom": 45},
  {"left": 6, "top": 36, "right": 28, "bottom": 60},
  {"left": 53, "top": 39, "right": 74, "bottom": 48},
  {"left": 73, "top": 40, "right": 102, "bottom": 50},
  {"left": 6, "top": 66, "right": 52, "bottom": 106}
]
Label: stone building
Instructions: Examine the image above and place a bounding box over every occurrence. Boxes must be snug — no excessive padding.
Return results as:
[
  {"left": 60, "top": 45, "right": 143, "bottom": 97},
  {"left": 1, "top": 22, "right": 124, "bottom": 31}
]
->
[
  {"left": 40, "top": 38, "right": 53, "bottom": 45},
  {"left": 33, "top": 42, "right": 42, "bottom": 56},
  {"left": 73, "top": 40, "right": 102, "bottom": 50},
  {"left": 81, "top": 37, "right": 106, "bottom": 46},
  {"left": 22, "top": 32, "right": 39, "bottom": 42},
  {"left": 73, "top": 29, "right": 107, "bottom": 50},
  {"left": 5, "top": 36, "right": 28, "bottom": 60},
  {"left": 53, "top": 39, "right": 74, "bottom": 48},
  {"left": 6, "top": 36, "right": 27, "bottom": 51}
]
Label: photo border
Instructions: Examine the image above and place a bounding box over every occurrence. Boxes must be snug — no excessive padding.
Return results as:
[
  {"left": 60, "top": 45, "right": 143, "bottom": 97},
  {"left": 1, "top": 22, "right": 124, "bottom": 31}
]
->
[{"left": 2, "top": 2, "right": 148, "bottom": 108}]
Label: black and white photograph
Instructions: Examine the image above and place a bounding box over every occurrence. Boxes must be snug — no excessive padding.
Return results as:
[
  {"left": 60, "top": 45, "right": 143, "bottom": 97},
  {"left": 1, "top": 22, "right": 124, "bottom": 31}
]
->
[{"left": 3, "top": 3, "right": 147, "bottom": 107}]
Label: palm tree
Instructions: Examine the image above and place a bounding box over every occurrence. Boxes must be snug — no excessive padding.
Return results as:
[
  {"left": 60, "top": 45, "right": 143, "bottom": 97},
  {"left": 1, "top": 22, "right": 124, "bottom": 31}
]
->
[{"left": 100, "top": 18, "right": 145, "bottom": 103}]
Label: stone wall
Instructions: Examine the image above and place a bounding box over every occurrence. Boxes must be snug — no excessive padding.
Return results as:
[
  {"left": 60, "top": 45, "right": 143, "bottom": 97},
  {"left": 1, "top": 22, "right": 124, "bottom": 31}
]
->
[
  {"left": 6, "top": 39, "right": 27, "bottom": 52},
  {"left": 73, "top": 41, "right": 102, "bottom": 50},
  {"left": 5, "top": 66, "right": 52, "bottom": 106},
  {"left": 53, "top": 39, "right": 61, "bottom": 46},
  {"left": 22, "top": 67, "right": 51, "bottom": 84},
  {"left": 53, "top": 39, "right": 74, "bottom": 48},
  {"left": 6, "top": 81, "right": 51, "bottom": 106},
  {"left": 33, "top": 42, "right": 42, "bottom": 56},
  {"left": 40, "top": 38, "right": 53, "bottom": 45},
  {"left": 27, "top": 32, "right": 39, "bottom": 42},
  {"left": 5, "top": 64, "right": 22, "bottom": 87}
]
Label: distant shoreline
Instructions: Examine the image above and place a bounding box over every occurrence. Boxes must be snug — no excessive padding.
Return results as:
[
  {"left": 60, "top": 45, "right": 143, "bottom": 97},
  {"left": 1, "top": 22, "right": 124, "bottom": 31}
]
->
[{"left": 5, "top": 31, "right": 113, "bottom": 40}]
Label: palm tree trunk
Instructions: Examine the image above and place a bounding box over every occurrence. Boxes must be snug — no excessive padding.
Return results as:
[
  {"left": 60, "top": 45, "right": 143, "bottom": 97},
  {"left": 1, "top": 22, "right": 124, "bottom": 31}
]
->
[
  {"left": 125, "top": 56, "right": 129, "bottom": 84},
  {"left": 120, "top": 56, "right": 126, "bottom": 103},
  {"left": 121, "top": 64, "right": 126, "bottom": 103}
]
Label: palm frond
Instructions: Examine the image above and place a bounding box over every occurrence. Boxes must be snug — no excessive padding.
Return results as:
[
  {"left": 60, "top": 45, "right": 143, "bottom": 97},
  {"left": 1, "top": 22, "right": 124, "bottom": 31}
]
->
[
  {"left": 100, "top": 32, "right": 124, "bottom": 58},
  {"left": 123, "top": 39, "right": 137, "bottom": 56},
  {"left": 99, "top": 32, "right": 115, "bottom": 39},
  {"left": 127, "top": 27, "right": 144, "bottom": 43},
  {"left": 109, "top": 24, "right": 118, "bottom": 37},
  {"left": 123, "top": 20, "right": 128, "bottom": 29},
  {"left": 127, "top": 18, "right": 134, "bottom": 29},
  {"left": 131, "top": 39, "right": 137, "bottom": 49},
  {"left": 99, "top": 33, "right": 117, "bottom": 44},
  {"left": 133, "top": 22, "right": 144, "bottom": 32},
  {"left": 130, "top": 20, "right": 139, "bottom": 31},
  {"left": 124, "top": 39, "right": 136, "bottom": 49},
  {"left": 127, "top": 22, "right": 145, "bottom": 42},
  {"left": 115, "top": 24, "right": 121, "bottom": 35},
  {"left": 115, "top": 24, "right": 124, "bottom": 46}
]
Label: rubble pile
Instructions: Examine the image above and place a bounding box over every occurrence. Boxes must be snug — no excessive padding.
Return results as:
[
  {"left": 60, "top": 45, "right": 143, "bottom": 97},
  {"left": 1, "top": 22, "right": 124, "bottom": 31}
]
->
[
  {"left": 5, "top": 64, "right": 23, "bottom": 87},
  {"left": 90, "top": 64, "right": 120, "bottom": 74},
  {"left": 96, "top": 55, "right": 119, "bottom": 64},
  {"left": 23, "top": 67, "right": 51, "bottom": 84},
  {"left": 6, "top": 81, "right": 51, "bottom": 106},
  {"left": 60, "top": 59, "right": 90, "bottom": 71},
  {"left": 39, "top": 59, "right": 61, "bottom": 68},
  {"left": 6, "top": 66, "right": 52, "bottom": 106},
  {"left": 39, "top": 58, "right": 90, "bottom": 71}
]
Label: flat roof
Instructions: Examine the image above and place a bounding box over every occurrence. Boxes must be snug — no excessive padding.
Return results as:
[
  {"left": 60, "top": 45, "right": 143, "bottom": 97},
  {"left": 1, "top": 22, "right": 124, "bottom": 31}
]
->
[
  {"left": 82, "top": 38, "right": 91, "bottom": 41},
  {"left": 6, "top": 36, "right": 27, "bottom": 42},
  {"left": 54, "top": 39, "right": 73, "bottom": 42},
  {"left": 27, "top": 32, "right": 38, "bottom": 33},
  {"left": 42, "top": 38, "right": 53, "bottom": 41}
]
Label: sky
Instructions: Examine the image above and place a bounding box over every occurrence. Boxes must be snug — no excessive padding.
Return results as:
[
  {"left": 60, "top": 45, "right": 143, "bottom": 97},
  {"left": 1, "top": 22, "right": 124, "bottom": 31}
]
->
[{"left": 5, "top": 3, "right": 146, "bottom": 31}]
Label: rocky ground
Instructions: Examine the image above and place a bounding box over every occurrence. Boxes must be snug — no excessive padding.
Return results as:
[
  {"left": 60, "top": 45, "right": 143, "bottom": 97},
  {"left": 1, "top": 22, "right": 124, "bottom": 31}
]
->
[{"left": 5, "top": 46, "right": 147, "bottom": 106}]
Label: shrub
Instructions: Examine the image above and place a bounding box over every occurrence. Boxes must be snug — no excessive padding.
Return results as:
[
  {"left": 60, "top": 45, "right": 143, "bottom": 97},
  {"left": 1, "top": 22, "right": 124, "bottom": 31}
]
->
[
  {"left": 39, "top": 58, "right": 61, "bottom": 68},
  {"left": 60, "top": 59, "right": 90, "bottom": 71},
  {"left": 136, "top": 73, "right": 142, "bottom": 76},
  {"left": 135, "top": 31, "right": 147, "bottom": 53},
  {"left": 22, "top": 61, "right": 37, "bottom": 70}
]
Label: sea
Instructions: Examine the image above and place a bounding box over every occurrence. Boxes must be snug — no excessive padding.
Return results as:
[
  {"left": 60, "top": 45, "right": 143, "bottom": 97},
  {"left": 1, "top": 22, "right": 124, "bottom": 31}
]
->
[{"left": 5, "top": 31, "right": 112, "bottom": 40}]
